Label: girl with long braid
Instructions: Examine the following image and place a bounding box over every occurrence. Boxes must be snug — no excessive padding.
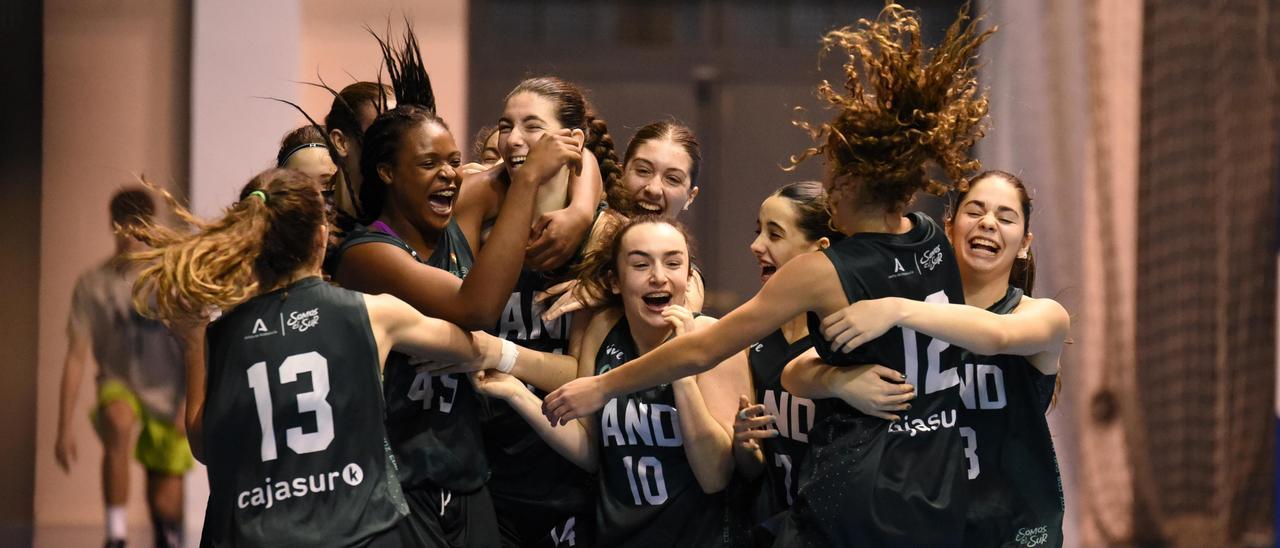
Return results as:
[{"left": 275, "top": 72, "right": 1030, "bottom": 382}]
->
[
  {"left": 455, "top": 75, "right": 621, "bottom": 548},
  {"left": 544, "top": 5, "right": 995, "bottom": 545},
  {"left": 127, "top": 169, "right": 513, "bottom": 547},
  {"left": 327, "top": 28, "right": 583, "bottom": 547}
]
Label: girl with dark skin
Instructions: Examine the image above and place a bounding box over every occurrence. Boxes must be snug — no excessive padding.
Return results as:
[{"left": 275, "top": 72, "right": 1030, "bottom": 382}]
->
[{"left": 327, "top": 29, "right": 584, "bottom": 547}]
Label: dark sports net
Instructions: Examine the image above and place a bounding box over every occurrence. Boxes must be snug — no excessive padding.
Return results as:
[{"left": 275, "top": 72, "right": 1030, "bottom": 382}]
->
[{"left": 1129, "top": 0, "right": 1278, "bottom": 545}]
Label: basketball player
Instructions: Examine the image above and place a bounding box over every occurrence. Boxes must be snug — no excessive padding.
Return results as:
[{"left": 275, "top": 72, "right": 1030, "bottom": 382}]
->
[
  {"left": 328, "top": 29, "right": 585, "bottom": 548},
  {"left": 125, "top": 168, "right": 512, "bottom": 547},
  {"left": 729, "top": 182, "right": 841, "bottom": 543},
  {"left": 792, "top": 170, "right": 1068, "bottom": 547},
  {"left": 473, "top": 217, "right": 748, "bottom": 547}
]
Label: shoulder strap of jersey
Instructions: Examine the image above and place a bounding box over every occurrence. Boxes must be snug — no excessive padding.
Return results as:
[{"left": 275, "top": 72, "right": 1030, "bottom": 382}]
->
[{"left": 335, "top": 225, "right": 423, "bottom": 266}]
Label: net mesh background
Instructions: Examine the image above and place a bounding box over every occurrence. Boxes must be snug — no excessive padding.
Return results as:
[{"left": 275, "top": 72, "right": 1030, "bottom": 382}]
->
[{"left": 1129, "top": 0, "right": 1278, "bottom": 545}]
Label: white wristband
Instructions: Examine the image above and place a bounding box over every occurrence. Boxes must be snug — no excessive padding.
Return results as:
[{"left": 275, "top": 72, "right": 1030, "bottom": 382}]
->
[{"left": 497, "top": 339, "right": 519, "bottom": 374}]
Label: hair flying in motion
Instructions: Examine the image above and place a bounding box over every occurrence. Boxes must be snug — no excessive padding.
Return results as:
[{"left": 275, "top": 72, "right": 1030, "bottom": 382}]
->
[
  {"left": 125, "top": 169, "right": 327, "bottom": 320},
  {"left": 791, "top": 3, "right": 995, "bottom": 212},
  {"left": 369, "top": 19, "right": 435, "bottom": 112}
]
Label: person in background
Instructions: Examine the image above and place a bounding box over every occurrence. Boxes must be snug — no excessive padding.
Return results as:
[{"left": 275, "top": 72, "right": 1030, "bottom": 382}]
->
[{"left": 54, "top": 188, "right": 192, "bottom": 548}]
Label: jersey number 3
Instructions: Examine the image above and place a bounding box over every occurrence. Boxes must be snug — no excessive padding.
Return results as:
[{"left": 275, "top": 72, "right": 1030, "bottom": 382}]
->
[{"left": 246, "top": 352, "right": 336, "bottom": 462}]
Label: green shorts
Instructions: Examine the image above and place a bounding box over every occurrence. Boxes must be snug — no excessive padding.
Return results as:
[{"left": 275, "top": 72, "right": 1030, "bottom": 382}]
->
[{"left": 91, "top": 379, "right": 194, "bottom": 475}]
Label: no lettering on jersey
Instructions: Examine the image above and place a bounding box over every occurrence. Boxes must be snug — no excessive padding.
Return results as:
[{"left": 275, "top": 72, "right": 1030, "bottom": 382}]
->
[
  {"left": 778, "top": 212, "right": 970, "bottom": 547},
  {"left": 959, "top": 286, "right": 1064, "bottom": 548},
  {"left": 200, "top": 278, "right": 408, "bottom": 547},
  {"left": 594, "top": 317, "right": 729, "bottom": 548}
]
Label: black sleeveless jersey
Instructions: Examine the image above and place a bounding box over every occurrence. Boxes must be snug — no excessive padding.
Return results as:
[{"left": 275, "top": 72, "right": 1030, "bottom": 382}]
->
[
  {"left": 332, "top": 219, "right": 488, "bottom": 492},
  {"left": 482, "top": 267, "right": 593, "bottom": 511},
  {"left": 748, "top": 329, "right": 817, "bottom": 516},
  {"left": 780, "top": 212, "right": 970, "bottom": 547},
  {"left": 594, "top": 317, "right": 729, "bottom": 548},
  {"left": 959, "top": 287, "right": 1064, "bottom": 548},
  {"left": 200, "top": 277, "right": 408, "bottom": 547}
]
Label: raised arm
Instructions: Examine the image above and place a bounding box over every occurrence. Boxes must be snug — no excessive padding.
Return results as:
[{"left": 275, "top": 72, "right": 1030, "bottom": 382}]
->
[
  {"left": 821, "top": 295, "right": 1069, "bottom": 373},
  {"left": 526, "top": 149, "right": 605, "bottom": 271},
  {"left": 671, "top": 315, "right": 748, "bottom": 493},
  {"left": 543, "top": 251, "right": 837, "bottom": 424}
]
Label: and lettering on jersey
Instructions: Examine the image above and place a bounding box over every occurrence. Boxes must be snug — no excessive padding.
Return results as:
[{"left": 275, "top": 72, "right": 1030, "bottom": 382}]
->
[
  {"left": 601, "top": 398, "right": 683, "bottom": 448},
  {"left": 496, "top": 291, "right": 568, "bottom": 342},
  {"left": 960, "top": 362, "right": 1008, "bottom": 411},
  {"left": 760, "top": 389, "right": 815, "bottom": 443}
]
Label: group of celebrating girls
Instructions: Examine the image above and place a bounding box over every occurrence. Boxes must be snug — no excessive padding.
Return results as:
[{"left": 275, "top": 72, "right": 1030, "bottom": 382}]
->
[{"left": 127, "top": 4, "right": 1068, "bottom": 547}]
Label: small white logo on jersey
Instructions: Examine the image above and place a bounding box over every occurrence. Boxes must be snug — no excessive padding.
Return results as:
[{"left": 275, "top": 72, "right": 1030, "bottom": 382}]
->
[
  {"left": 920, "top": 244, "right": 943, "bottom": 272},
  {"left": 287, "top": 308, "right": 320, "bottom": 332},
  {"left": 245, "top": 318, "right": 279, "bottom": 340},
  {"left": 889, "top": 257, "right": 915, "bottom": 279},
  {"left": 1015, "top": 525, "right": 1049, "bottom": 547},
  {"left": 604, "top": 344, "right": 625, "bottom": 360},
  {"left": 341, "top": 463, "right": 364, "bottom": 487},
  {"left": 750, "top": 342, "right": 765, "bottom": 353}
]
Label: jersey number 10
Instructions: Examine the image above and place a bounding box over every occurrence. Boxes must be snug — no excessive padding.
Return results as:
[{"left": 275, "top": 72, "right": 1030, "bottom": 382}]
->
[{"left": 246, "top": 351, "right": 336, "bottom": 462}]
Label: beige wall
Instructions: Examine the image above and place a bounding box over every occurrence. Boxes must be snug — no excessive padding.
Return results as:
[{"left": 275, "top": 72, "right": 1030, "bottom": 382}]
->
[
  {"left": 34, "top": 0, "right": 468, "bottom": 539},
  {"left": 299, "top": 0, "right": 469, "bottom": 150},
  {"left": 35, "top": 0, "right": 191, "bottom": 534}
]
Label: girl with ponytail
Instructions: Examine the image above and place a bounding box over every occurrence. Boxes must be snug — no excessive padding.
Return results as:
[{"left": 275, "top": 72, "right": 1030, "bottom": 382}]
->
[
  {"left": 128, "top": 168, "right": 511, "bottom": 547},
  {"left": 449, "top": 74, "right": 621, "bottom": 548}
]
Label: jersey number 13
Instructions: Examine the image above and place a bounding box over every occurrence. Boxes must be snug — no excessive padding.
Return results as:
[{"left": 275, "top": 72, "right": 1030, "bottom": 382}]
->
[{"left": 246, "top": 351, "right": 335, "bottom": 462}]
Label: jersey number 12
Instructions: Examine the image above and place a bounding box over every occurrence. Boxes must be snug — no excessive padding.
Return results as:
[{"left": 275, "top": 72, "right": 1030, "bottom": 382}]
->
[{"left": 246, "top": 351, "right": 335, "bottom": 462}]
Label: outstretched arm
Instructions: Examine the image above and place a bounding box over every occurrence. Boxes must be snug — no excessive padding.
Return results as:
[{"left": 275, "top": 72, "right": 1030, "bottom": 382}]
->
[
  {"left": 365, "top": 293, "right": 490, "bottom": 368},
  {"left": 473, "top": 371, "right": 598, "bottom": 471},
  {"left": 821, "top": 295, "right": 1069, "bottom": 373},
  {"left": 526, "top": 150, "right": 604, "bottom": 271},
  {"left": 543, "top": 251, "right": 837, "bottom": 424}
]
